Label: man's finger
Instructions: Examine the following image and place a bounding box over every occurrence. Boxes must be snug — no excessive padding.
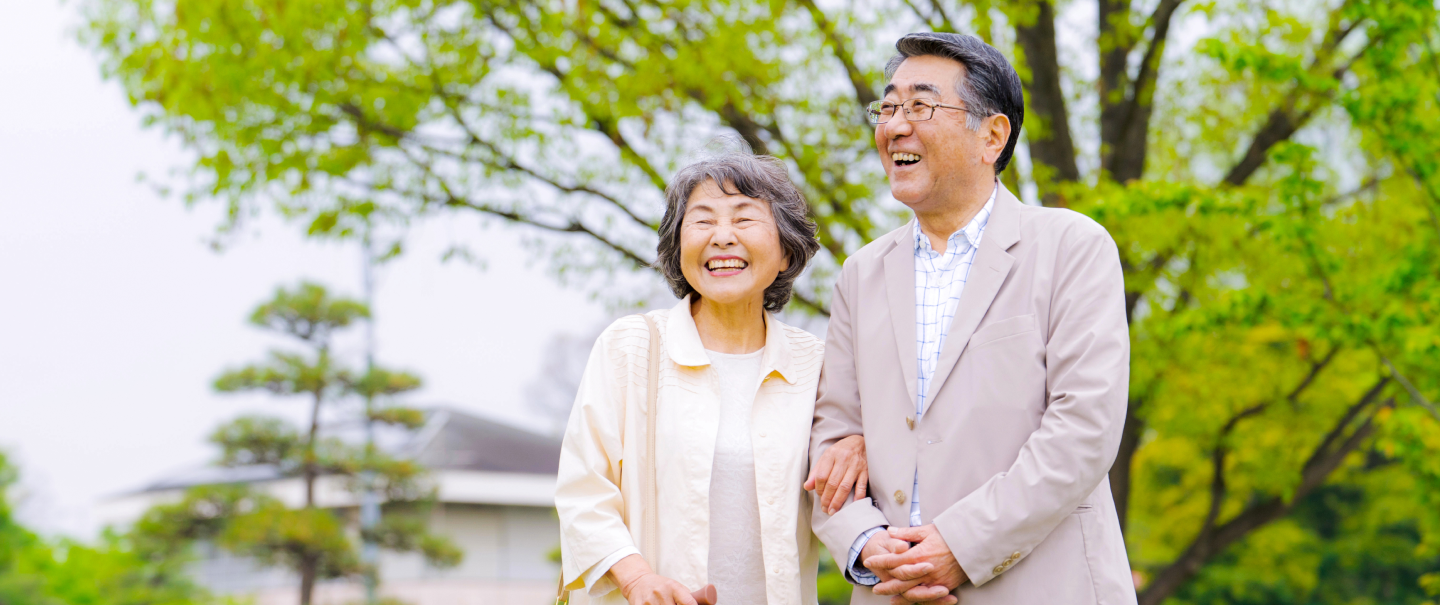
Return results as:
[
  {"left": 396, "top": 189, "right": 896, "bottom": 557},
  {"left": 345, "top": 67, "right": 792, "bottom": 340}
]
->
[
  {"left": 887, "top": 562, "right": 934, "bottom": 581},
  {"left": 871, "top": 577, "right": 925, "bottom": 597},
  {"left": 885, "top": 538, "right": 910, "bottom": 555},
  {"left": 865, "top": 550, "right": 921, "bottom": 572},
  {"left": 916, "top": 596, "right": 959, "bottom": 605},
  {"left": 855, "top": 469, "right": 868, "bottom": 501},
  {"left": 901, "top": 584, "right": 951, "bottom": 602},
  {"left": 885, "top": 525, "right": 926, "bottom": 542}
]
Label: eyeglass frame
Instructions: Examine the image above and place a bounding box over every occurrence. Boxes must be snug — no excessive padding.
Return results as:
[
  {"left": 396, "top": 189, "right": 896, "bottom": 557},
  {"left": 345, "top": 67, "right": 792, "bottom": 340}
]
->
[{"left": 866, "top": 98, "right": 986, "bottom": 125}]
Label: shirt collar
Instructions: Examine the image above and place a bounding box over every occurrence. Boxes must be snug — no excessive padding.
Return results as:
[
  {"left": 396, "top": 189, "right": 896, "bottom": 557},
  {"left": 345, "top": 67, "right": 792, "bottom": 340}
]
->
[
  {"left": 914, "top": 180, "right": 998, "bottom": 254},
  {"left": 662, "top": 295, "right": 799, "bottom": 384}
]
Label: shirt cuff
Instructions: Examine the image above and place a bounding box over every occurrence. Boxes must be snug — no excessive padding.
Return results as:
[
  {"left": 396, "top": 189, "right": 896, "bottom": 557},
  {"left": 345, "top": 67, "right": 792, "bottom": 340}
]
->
[
  {"left": 847, "top": 526, "right": 886, "bottom": 586},
  {"left": 581, "top": 546, "right": 641, "bottom": 597}
]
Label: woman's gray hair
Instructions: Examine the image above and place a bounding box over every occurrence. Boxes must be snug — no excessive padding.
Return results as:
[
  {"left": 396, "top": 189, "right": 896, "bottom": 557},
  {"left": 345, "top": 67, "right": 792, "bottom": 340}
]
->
[{"left": 654, "top": 150, "right": 820, "bottom": 312}]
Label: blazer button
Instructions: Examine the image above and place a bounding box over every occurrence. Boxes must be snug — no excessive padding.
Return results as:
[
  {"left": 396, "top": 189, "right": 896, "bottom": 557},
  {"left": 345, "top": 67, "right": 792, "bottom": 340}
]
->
[
  {"left": 894, "top": 490, "right": 907, "bottom": 505},
  {"left": 905, "top": 416, "right": 915, "bottom": 430},
  {"left": 992, "top": 565, "right": 1005, "bottom": 575},
  {"left": 1010, "top": 551, "right": 1021, "bottom": 561}
]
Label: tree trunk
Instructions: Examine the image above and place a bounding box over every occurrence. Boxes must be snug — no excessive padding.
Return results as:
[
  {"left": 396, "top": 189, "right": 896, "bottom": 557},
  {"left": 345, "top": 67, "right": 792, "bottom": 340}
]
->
[
  {"left": 299, "top": 555, "right": 318, "bottom": 605},
  {"left": 1015, "top": 0, "right": 1080, "bottom": 204},
  {"left": 305, "top": 390, "right": 322, "bottom": 508},
  {"left": 300, "top": 391, "right": 322, "bottom": 605},
  {"left": 1109, "top": 400, "right": 1144, "bottom": 535},
  {"left": 1097, "top": 0, "right": 1134, "bottom": 169}
]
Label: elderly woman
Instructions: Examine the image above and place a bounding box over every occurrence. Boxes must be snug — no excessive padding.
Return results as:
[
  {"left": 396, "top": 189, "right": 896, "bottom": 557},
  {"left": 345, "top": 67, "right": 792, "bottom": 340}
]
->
[{"left": 555, "top": 150, "right": 867, "bottom": 605}]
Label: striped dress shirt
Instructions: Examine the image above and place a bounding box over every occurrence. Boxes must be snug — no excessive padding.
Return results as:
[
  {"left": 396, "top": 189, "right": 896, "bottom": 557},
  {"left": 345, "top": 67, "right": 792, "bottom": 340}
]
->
[{"left": 848, "top": 183, "right": 997, "bottom": 584}]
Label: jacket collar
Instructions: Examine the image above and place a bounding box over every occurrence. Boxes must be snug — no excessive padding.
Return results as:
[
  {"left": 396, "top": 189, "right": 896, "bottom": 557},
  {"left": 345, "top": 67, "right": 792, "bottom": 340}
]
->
[
  {"left": 889, "top": 181, "right": 1022, "bottom": 257},
  {"left": 662, "top": 295, "right": 799, "bottom": 384}
]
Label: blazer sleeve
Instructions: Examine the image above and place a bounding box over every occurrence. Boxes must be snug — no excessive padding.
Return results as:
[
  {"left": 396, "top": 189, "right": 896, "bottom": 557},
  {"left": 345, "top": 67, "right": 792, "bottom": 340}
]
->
[
  {"left": 556, "top": 321, "right": 642, "bottom": 593},
  {"left": 811, "top": 261, "right": 891, "bottom": 580},
  {"left": 933, "top": 218, "right": 1131, "bottom": 587}
]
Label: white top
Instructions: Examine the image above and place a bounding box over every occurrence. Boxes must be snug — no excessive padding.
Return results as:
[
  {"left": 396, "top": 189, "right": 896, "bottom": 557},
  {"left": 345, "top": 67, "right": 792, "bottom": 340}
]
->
[{"left": 706, "top": 348, "right": 768, "bottom": 605}]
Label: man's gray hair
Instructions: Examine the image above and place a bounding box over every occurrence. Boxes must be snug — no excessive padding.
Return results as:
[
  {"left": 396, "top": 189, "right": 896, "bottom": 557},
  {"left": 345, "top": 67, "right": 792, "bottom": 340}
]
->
[
  {"left": 654, "top": 150, "right": 820, "bottom": 312},
  {"left": 884, "top": 32, "right": 1026, "bottom": 173}
]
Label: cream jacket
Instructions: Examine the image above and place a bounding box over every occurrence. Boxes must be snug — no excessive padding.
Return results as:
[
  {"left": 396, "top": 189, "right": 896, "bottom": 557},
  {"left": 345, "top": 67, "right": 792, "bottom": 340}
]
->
[{"left": 556, "top": 297, "right": 825, "bottom": 605}]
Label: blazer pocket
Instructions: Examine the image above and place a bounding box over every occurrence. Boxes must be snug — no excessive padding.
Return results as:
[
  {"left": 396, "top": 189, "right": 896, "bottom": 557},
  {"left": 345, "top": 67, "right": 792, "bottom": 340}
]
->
[{"left": 969, "top": 313, "right": 1038, "bottom": 349}]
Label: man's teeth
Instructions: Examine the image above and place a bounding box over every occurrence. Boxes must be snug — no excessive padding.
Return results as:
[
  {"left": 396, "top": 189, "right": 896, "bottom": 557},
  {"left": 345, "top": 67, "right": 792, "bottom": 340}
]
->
[
  {"left": 892, "top": 152, "right": 922, "bottom": 163},
  {"left": 707, "top": 259, "right": 748, "bottom": 270}
]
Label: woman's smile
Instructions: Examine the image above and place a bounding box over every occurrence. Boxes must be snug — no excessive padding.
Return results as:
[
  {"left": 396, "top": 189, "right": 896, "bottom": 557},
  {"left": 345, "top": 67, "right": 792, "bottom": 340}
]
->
[{"left": 705, "top": 255, "right": 749, "bottom": 277}]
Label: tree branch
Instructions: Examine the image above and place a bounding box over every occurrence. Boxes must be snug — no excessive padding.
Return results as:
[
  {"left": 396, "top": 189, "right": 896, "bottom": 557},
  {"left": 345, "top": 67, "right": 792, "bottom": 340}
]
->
[
  {"left": 1136, "top": 373, "right": 1387, "bottom": 605},
  {"left": 795, "top": 0, "right": 878, "bottom": 108},
  {"left": 1222, "top": 5, "right": 1371, "bottom": 186}
]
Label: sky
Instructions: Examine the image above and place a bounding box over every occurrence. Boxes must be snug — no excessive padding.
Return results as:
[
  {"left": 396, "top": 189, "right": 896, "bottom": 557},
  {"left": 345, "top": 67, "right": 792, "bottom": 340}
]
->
[{"left": 0, "top": 0, "right": 614, "bottom": 538}]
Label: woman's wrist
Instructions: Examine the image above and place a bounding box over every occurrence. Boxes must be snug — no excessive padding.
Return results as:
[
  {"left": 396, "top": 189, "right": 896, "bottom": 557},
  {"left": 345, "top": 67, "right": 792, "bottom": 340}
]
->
[{"left": 607, "top": 554, "right": 652, "bottom": 599}]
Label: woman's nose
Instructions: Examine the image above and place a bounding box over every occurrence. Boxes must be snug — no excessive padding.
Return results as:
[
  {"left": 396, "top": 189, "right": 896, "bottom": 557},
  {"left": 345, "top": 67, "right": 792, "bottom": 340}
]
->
[{"left": 711, "top": 224, "right": 738, "bottom": 247}]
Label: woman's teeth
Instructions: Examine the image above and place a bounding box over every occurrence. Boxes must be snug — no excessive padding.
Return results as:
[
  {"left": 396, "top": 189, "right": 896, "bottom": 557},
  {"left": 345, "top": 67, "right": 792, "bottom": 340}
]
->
[
  {"left": 892, "top": 152, "right": 921, "bottom": 165},
  {"left": 706, "top": 258, "right": 748, "bottom": 271}
]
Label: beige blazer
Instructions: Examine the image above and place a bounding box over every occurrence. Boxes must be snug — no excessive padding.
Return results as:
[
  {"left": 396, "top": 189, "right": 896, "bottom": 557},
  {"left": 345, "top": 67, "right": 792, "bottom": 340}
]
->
[
  {"left": 811, "top": 185, "right": 1137, "bottom": 605},
  {"left": 556, "top": 297, "right": 825, "bottom": 605}
]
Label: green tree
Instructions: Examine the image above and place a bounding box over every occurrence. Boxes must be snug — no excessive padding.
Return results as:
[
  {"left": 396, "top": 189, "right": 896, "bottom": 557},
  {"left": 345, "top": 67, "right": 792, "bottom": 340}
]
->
[
  {"left": 80, "top": 0, "right": 1440, "bottom": 602},
  {"left": 142, "top": 282, "right": 460, "bottom": 605},
  {"left": 0, "top": 451, "right": 212, "bottom": 605}
]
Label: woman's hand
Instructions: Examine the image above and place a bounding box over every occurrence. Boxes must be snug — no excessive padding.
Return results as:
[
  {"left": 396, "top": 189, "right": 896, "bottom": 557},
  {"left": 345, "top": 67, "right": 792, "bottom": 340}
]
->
[
  {"left": 804, "top": 434, "right": 869, "bottom": 515},
  {"left": 609, "top": 554, "right": 699, "bottom": 605}
]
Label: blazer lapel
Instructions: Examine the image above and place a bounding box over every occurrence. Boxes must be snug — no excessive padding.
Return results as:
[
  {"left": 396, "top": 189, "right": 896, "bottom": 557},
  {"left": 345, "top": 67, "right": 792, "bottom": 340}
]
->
[
  {"left": 922, "top": 186, "right": 1023, "bottom": 407},
  {"left": 884, "top": 223, "right": 920, "bottom": 406}
]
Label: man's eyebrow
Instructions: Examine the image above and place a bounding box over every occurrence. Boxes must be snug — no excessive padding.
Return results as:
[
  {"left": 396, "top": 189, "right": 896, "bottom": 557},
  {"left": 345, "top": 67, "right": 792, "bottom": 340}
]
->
[
  {"left": 882, "top": 82, "right": 944, "bottom": 98},
  {"left": 910, "top": 82, "right": 943, "bottom": 96}
]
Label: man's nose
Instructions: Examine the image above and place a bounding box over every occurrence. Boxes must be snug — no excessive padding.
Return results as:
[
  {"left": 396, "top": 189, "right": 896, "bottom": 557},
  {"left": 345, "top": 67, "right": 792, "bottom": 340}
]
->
[{"left": 885, "top": 112, "right": 914, "bottom": 139}]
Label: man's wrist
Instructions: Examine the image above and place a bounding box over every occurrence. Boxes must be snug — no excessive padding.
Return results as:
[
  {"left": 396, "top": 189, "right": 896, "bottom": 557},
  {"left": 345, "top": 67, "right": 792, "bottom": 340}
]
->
[{"left": 847, "top": 526, "right": 886, "bottom": 585}]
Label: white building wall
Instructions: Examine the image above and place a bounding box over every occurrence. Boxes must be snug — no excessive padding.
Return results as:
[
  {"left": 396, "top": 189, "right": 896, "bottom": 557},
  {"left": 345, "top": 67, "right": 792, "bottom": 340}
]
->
[{"left": 195, "top": 503, "right": 562, "bottom": 605}]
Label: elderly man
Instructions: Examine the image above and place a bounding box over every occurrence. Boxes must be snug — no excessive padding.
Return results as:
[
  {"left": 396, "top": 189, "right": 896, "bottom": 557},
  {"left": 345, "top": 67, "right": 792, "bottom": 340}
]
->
[{"left": 807, "top": 32, "right": 1137, "bottom": 605}]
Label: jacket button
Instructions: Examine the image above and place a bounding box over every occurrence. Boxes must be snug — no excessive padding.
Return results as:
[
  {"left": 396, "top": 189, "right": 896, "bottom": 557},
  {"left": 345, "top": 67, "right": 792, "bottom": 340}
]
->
[
  {"left": 992, "top": 565, "right": 1005, "bottom": 575},
  {"left": 905, "top": 416, "right": 915, "bottom": 430},
  {"left": 894, "top": 490, "right": 907, "bottom": 505},
  {"left": 1010, "top": 551, "right": 1021, "bottom": 560}
]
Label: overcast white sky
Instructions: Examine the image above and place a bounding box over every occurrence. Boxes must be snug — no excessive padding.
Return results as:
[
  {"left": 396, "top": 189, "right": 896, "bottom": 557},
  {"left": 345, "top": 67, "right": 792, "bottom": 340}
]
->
[{"left": 0, "top": 1, "right": 617, "bottom": 538}]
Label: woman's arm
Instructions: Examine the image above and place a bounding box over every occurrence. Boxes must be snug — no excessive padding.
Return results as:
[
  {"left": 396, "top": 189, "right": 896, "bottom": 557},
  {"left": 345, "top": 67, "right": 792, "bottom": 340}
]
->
[{"left": 556, "top": 320, "right": 644, "bottom": 594}]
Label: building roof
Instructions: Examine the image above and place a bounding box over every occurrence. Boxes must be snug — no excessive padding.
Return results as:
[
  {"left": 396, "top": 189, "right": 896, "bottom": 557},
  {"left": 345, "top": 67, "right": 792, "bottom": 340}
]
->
[
  {"left": 128, "top": 406, "right": 561, "bottom": 495},
  {"left": 409, "top": 408, "right": 563, "bottom": 475}
]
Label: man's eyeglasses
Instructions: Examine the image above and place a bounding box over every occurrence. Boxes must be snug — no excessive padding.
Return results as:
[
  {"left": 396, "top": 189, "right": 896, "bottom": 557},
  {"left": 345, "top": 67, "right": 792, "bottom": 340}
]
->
[{"left": 866, "top": 98, "right": 980, "bottom": 124}]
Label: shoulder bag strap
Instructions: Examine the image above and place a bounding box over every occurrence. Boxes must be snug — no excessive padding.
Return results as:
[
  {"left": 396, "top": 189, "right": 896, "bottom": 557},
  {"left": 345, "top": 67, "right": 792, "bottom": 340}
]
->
[{"left": 640, "top": 313, "right": 663, "bottom": 561}]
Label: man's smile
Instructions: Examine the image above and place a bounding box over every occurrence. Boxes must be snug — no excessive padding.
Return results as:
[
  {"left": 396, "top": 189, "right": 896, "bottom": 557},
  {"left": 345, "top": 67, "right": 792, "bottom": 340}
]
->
[{"left": 892, "top": 152, "right": 923, "bottom": 166}]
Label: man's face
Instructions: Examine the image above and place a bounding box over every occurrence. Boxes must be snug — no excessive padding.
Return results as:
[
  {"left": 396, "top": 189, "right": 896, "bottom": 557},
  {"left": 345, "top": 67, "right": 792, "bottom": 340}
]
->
[{"left": 875, "top": 55, "right": 993, "bottom": 212}]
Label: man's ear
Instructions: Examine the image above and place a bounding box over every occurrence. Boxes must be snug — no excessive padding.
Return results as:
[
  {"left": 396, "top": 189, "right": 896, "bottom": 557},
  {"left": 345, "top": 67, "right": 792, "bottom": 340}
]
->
[{"left": 984, "top": 114, "right": 1012, "bottom": 166}]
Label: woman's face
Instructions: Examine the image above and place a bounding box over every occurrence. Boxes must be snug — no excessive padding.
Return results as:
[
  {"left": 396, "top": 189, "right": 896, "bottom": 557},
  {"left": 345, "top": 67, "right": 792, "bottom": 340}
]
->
[{"left": 678, "top": 181, "right": 787, "bottom": 309}]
